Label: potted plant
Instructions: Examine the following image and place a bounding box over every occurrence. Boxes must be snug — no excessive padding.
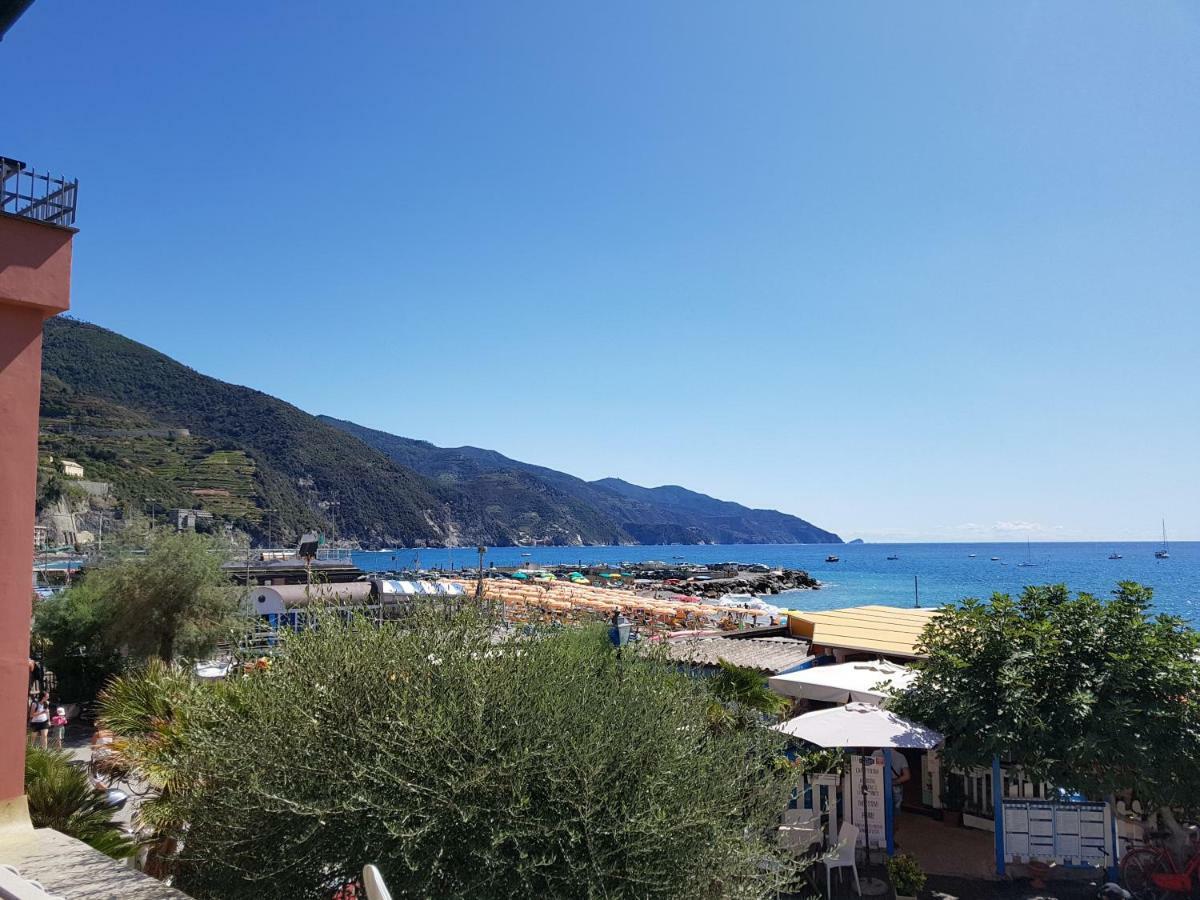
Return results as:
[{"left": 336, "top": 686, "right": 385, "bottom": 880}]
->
[
  {"left": 940, "top": 773, "right": 965, "bottom": 827},
  {"left": 886, "top": 852, "right": 926, "bottom": 900}
]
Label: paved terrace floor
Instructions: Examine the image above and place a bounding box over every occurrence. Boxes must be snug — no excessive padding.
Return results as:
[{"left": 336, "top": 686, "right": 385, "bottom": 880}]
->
[{"left": 896, "top": 811, "right": 998, "bottom": 879}]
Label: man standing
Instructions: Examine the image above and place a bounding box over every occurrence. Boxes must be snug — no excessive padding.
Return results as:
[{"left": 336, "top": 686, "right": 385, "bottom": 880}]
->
[{"left": 890, "top": 750, "right": 911, "bottom": 820}]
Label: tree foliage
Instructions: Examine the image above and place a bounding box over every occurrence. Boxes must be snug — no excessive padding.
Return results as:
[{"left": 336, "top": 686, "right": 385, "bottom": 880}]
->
[
  {"left": 103, "top": 606, "right": 808, "bottom": 899},
  {"left": 34, "top": 531, "right": 239, "bottom": 677},
  {"left": 704, "top": 659, "right": 790, "bottom": 732},
  {"left": 99, "top": 530, "right": 239, "bottom": 663},
  {"left": 33, "top": 576, "right": 127, "bottom": 701},
  {"left": 892, "top": 582, "right": 1200, "bottom": 811},
  {"left": 25, "top": 748, "right": 138, "bottom": 860}
]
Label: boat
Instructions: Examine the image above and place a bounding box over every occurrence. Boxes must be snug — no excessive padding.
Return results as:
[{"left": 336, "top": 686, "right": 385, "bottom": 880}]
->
[
  {"left": 521, "top": 552, "right": 532, "bottom": 557},
  {"left": 825, "top": 555, "right": 840, "bottom": 563},
  {"left": 886, "top": 554, "right": 899, "bottom": 561},
  {"left": 990, "top": 556, "right": 1000, "bottom": 561},
  {"left": 1017, "top": 539, "right": 1038, "bottom": 567},
  {"left": 968, "top": 553, "right": 977, "bottom": 558},
  {"left": 1108, "top": 552, "right": 1122, "bottom": 560},
  {"left": 1155, "top": 520, "right": 1170, "bottom": 559}
]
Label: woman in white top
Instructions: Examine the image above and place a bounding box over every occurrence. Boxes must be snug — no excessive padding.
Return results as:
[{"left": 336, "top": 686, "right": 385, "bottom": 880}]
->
[{"left": 28, "top": 691, "right": 51, "bottom": 749}]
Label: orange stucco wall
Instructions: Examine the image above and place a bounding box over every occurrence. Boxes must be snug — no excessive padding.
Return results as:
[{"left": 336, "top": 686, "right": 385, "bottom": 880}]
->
[
  {"left": 0, "top": 214, "right": 73, "bottom": 802},
  {"left": 0, "top": 214, "right": 73, "bottom": 315}
]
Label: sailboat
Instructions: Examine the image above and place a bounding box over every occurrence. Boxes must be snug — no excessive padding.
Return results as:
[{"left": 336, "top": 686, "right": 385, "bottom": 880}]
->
[
  {"left": 1017, "top": 539, "right": 1037, "bottom": 567},
  {"left": 1155, "top": 520, "right": 1170, "bottom": 559}
]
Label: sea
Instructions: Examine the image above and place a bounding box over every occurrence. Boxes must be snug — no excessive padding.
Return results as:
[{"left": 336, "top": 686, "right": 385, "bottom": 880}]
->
[{"left": 352, "top": 542, "right": 1200, "bottom": 623}]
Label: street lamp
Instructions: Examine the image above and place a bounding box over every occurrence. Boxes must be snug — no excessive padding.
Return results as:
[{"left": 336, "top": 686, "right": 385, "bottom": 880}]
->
[{"left": 475, "top": 545, "right": 487, "bottom": 600}]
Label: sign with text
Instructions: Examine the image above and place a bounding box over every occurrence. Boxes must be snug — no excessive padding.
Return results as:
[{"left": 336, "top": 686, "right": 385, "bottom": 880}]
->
[{"left": 847, "top": 751, "right": 887, "bottom": 849}]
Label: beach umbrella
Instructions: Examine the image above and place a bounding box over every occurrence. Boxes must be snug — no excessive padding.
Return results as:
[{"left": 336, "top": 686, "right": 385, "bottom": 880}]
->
[
  {"left": 774, "top": 702, "right": 942, "bottom": 749},
  {"left": 511, "top": 572, "right": 528, "bottom": 579}
]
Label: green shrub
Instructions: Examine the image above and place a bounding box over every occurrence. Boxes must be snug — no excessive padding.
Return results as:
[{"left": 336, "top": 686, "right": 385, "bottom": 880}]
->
[
  {"left": 886, "top": 852, "right": 925, "bottom": 896},
  {"left": 117, "top": 606, "right": 808, "bottom": 898},
  {"left": 25, "top": 748, "right": 137, "bottom": 859}
]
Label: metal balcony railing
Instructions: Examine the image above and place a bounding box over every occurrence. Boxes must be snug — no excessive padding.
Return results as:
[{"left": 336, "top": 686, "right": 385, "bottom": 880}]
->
[{"left": 1, "top": 156, "right": 78, "bottom": 227}]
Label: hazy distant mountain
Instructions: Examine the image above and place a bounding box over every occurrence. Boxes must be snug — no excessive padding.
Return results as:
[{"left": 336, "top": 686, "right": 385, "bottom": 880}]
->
[
  {"left": 320, "top": 417, "right": 842, "bottom": 546},
  {"left": 39, "top": 317, "right": 840, "bottom": 547}
]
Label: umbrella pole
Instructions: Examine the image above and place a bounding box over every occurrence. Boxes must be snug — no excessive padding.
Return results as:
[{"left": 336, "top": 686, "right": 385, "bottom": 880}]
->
[{"left": 861, "top": 753, "right": 872, "bottom": 866}]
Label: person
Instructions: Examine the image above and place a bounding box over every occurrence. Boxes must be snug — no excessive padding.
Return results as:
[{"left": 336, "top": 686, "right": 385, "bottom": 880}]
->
[
  {"left": 50, "top": 706, "right": 68, "bottom": 749},
  {"left": 889, "top": 750, "right": 911, "bottom": 818},
  {"left": 28, "top": 691, "right": 51, "bottom": 749},
  {"left": 28, "top": 657, "right": 43, "bottom": 694}
]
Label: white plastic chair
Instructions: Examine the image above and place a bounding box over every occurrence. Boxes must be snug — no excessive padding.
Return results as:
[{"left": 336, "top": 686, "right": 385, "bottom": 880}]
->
[
  {"left": 824, "top": 822, "right": 861, "bottom": 898},
  {"left": 363, "top": 864, "right": 393, "bottom": 900}
]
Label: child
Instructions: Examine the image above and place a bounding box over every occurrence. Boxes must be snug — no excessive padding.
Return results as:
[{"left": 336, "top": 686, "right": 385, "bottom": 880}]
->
[{"left": 50, "top": 706, "right": 68, "bottom": 749}]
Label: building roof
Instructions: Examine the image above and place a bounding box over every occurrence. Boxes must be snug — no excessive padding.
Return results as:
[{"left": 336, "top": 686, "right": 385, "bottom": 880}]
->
[
  {"left": 662, "top": 635, "right": 812, "bottom": 674},
  {"left": 786, "top": 605, "right": 941, "bottom": 659}
]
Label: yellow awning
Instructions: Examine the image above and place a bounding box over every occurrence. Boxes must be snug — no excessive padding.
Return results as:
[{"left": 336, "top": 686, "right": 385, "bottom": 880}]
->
[{"left": 786, "top": 605, "right": 941, "bottom": 659}]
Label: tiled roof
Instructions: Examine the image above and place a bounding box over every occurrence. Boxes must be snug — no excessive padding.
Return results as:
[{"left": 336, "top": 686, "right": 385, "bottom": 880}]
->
[{"left": 663, "top": 635, "right": 813, "bottom": 674}]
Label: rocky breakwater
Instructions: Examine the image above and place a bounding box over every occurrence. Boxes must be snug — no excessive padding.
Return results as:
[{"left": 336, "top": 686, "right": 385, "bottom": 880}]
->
[{"left": 690, "top": 569, "right": 819, "bottom": 599}]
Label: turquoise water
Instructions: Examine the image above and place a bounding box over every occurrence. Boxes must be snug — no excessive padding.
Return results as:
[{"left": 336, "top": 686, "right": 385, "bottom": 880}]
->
[{"left": 352, "top": 542, "right": 1200, "bottom": 622}]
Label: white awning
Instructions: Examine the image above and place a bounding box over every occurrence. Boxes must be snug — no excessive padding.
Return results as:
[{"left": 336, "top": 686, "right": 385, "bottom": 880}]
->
[
  {"left": 774, "top": 702, "right": 943, "bottom": 749},
  {"left": 768, "top": 660, "right": 915, "bottom": 705}
]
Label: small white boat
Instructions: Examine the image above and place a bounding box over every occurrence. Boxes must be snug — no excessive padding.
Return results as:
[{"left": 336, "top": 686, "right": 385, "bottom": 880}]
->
[
  {"left": 825, "top": 555, "right": 840, "bottom": 563},
  {"left": 968, "top": 553, "right": 977, "bottom": 558},
  {"left": 990, "top": 556, "right": 1000, "bottom": 561}
]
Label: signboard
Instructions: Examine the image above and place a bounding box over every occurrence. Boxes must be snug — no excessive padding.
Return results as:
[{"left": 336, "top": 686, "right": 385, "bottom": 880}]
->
[
  {"left": 1002, "top": 799, "right": 1111, "bottom": 868},
  {"left": 847, "top": 751, "right": 887, "bottom": 849}
]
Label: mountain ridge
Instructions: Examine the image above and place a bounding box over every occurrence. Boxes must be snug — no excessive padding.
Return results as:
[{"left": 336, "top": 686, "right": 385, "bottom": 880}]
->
[
  {"left": 39, "top": 317, "right": 841, "bottom": 547},
  {"left": 319, "top": 416, "right": 842, "bottom": 546}
]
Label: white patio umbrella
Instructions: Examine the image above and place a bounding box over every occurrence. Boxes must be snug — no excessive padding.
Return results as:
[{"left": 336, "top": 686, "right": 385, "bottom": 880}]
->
[
  {"left": 774, "top": 701, "right": 943, "bottom": 749},
  {"left": 768, "top": 660, "right": 915, "bottom": 706},
  {"left": 777, "top": 703, "right": 943, "bottom": 869}
]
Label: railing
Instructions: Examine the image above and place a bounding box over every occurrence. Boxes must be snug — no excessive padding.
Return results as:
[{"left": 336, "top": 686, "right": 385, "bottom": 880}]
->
[{"left": 1, "top": 157, "right": 78, "bottom": 227}]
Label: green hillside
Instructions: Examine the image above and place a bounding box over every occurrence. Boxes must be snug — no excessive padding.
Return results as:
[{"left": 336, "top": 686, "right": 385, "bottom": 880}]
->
[
  {"left": 41, "top": 317, "right": 840, "bottom": 547},
  {"left": 322, "top": 417, "right": 842, "bottom": 545},
  {"left": 40, "top": 318, "right": 461, "bottom": 546}
]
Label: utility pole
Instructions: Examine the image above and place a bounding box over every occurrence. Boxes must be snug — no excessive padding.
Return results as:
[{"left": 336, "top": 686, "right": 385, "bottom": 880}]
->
[
  {"left": 914, "top": 575, "right": 920, "bottom": 608},
  {"left": 476, "top": 545, "right": 486, "bottom": 600}
]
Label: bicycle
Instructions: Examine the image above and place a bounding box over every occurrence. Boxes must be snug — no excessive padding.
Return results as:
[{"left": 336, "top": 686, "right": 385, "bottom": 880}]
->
[{"left": 1122, "top": 829, "right": 1200, "bottom": 899}]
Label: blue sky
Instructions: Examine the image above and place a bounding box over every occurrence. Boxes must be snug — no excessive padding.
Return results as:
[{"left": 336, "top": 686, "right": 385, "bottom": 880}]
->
[{"left": 5, "top": 2, "right": 1198, "bottom": 541}]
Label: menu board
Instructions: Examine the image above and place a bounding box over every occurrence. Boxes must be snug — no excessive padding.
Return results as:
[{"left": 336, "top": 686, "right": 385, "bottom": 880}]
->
[{"left": 847, "top": 751, "right": 888, "bottom": 849}]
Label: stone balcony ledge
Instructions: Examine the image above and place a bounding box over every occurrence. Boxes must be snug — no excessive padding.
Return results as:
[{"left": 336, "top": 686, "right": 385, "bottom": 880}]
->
[{"left": 0, "top": 827, "right": 189, "bottom": 899}]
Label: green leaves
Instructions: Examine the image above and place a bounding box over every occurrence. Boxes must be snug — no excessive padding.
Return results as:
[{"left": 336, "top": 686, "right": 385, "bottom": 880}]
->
[
  {"left": 893, "top": 582, "right": 1200, "bottom": 812},
  {"left": 109, "top": 606, "right": 808, "bottom": 899},
  {"left": 25, "top": 748, "right": 138, "bottom": 860}
]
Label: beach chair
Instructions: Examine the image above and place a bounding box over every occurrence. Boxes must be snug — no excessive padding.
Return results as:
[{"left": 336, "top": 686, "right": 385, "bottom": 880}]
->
[
  {"left": 824, "top": 822, "right": 861, "bottom": 898},
  {"left": 362, "top": 864, "right": 393, "bottom": 900}
]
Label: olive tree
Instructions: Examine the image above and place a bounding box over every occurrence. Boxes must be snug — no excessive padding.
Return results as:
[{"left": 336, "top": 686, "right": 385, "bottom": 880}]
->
[{"left": 108, "top": 606, "right": 808, "bottom": 899}]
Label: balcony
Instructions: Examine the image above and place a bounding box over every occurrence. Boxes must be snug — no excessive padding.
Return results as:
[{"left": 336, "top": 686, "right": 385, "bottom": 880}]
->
[
  {"left": 0, "top": 825, "right": 190, "bottom": 898},
  {"left": 0, "top": 157, "right": 77, "bottom": 228}
]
